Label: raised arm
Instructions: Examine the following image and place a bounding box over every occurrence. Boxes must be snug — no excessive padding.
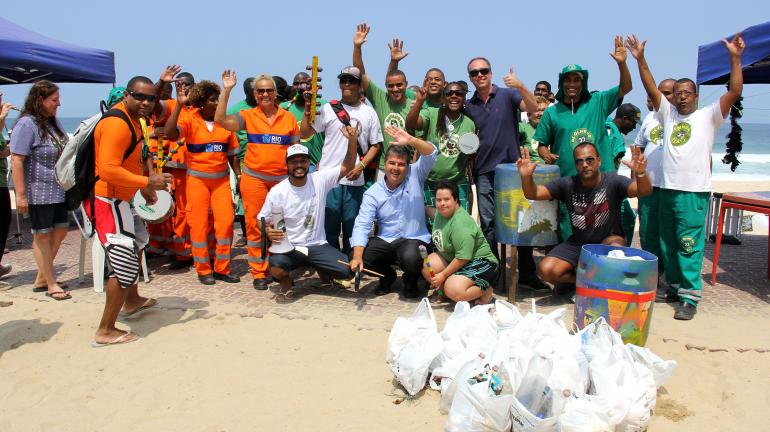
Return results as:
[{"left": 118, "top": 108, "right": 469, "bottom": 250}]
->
[
  {"left": 152, "top": 65, "right": 182, "bottom": 117},
  {"left": 163, "top": 88, "right": 189, "bottom": 140},
  {"left": 626, "top": 35, "right": 661, "bottom": 110},
  {"left": 352, "top": 23, "right": 372, "bottom": 90},
  {"left": 300, "top": 91, "right": 316, "bottom": 140},
  {"left": 610, "top": 35, "right": 632, "bottom": 99},
  {"left": 384, "top": 125, "right": 433, "bottom": 156},
  {"left": 503, "top": 66, "right": 537, "bottom": 114},
  {"left": 338, "top": 124, "right": 361, "bottom": 180},
  {"left": 623, "top": 146, "right": 652, "bottom": 198},
  {"left": 386, "top": 37, "right": 409, "bottom": 74},
  {"left": 720, "top": 33, "right": 745, "bottom": 117},
  {"left": 516, "top": 148, "right": 552, "bottom": 200},
  {"left": 214, "top": 69, "right": 243, "bottom": 132},
  {"left": 405, "top": 87, "right": 427, "bottom": 130}
]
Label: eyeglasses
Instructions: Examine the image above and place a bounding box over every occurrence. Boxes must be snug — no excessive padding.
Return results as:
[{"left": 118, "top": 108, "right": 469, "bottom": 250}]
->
[
  {"left": 444, "top": 90, "right": 466, "bottom": 97},
  {"left": 255, "top": 88, "right": 276, "bottom": 95},
  {"left": 674, "top": 90, "right": 696, "bottom": 98},
  {"left": 574, "top": 157, "right": 597, "bottom": 166},
  {"left": 339, "top": 77, "right": 360, "bottom": 85},
  {"left": 468, "top": 68, "right": 490, "bottom": 78},
  {"left": 127, "top": 90, "right": 157, "bottom": 102}
]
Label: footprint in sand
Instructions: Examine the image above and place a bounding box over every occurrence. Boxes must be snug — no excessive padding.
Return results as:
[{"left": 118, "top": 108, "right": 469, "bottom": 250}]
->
[{"left": 655, "top": 398, "right": 692, "bottom": 422}]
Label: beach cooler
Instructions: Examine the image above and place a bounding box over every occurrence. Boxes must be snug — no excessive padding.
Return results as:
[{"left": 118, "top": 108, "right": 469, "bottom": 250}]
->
[
  {"left": 574, "top": 244, "right": 658, "bottom": 346},
  {"left": 494, "top": 164, "right": 559, "bottom": 246}
]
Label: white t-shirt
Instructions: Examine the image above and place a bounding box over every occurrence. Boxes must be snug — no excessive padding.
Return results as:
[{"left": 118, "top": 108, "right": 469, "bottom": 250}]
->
[
  {"left": 656, "top": 98, "right": 726, "bottom": 192},
  {"left": 634, "top": 112, "right": 664, "bottom": 187},
  {"left": 313, "top": 101, "right": 383, "bottom": 186},
  {"left": 257, "top": 167, "right": 340, "bottom": 247}
]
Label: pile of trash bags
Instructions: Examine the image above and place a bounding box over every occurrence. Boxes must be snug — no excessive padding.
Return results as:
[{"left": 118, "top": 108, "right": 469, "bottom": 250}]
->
[{"left": 386, "top": 298, "right": 677, "bottom": 431}]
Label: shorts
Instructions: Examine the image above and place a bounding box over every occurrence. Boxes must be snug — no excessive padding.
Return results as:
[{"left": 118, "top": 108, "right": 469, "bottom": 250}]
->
[
  {"left": 546, "top": 240, "right": 583, "bottom": 268},
  {"left": 455, "top": 258, "right": 499, "bottom": 290},
  {"left": 29, "top": 202, "right": 69, "bottom": 234},
  {"left": 91, "top": 196, "right": 149, "bottom": 288},
  {"left": 268, "top": 243, "right": 353, "bottom": 280}
]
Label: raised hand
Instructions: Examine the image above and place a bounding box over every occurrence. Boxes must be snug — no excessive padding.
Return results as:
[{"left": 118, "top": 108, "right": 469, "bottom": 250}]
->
[
  {"left": 0, "top": 102, "right": 16, "bottom": 120},
  {"left": 621, "top": 145, "right": 648, "bottom": 175},
  {"left": 340, "top": 123, "right": 361, "bottom": 141},
  {"left": 159, "top": 65, "right": 182, "bottom": 84},
  {"left": 176, "top": 85, "right": 190, "bottom": 105},
  {"left": 610, "top": 35, "right": 627, "bottom": 63},
  {"left": 388, "top": 38, "right": 409, "bottom": 62},
  {"left": 503, "top": 66, "right": 523, "bottom": 89},
  {"left": 723, "top": 32, "right": 746, "bottom": 58},
  {"left": 515, "top": 147, "right": 538, "bottom": 177},
  {"left": 353, "top": 23, "right": 370, "bottom": 46},
  {"left": 624, "top": 34, "right": 646, "bottom": 60},
  {"left": 384, "top": 125, "right": 414, "bottom": 146},
  {"left": 222, "top": 69, "right": 237, "bottom": 91},
  {"left": 414, "top": 86, "right": 428, "bottom": 104}
]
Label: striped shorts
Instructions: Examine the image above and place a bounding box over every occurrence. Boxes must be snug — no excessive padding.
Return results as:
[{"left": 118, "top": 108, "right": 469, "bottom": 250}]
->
[{"left": 92, "top": 196, "right": 149, "bottom": 288}]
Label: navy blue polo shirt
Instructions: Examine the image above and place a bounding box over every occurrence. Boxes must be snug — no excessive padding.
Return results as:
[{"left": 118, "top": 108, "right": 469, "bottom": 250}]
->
[{"left": 464, "top": 85, "right": 523, "bottom": 176}]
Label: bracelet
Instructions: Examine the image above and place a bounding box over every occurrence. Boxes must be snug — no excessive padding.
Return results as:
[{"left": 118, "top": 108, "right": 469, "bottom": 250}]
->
[
  {"left": 357, "top": 161, "right": 366, "bottom": 170},
  {"left": 636, "top": 172, "right": 646, "bottom": 177}
]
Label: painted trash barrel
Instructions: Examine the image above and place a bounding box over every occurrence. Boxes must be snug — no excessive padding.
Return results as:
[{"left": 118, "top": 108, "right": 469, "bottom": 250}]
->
[
  {"left": 494, "top": 164, "right": 559, "bottom": 246},
  {"left": 574, "top": 244, "right": 658, "bottom": 346}
]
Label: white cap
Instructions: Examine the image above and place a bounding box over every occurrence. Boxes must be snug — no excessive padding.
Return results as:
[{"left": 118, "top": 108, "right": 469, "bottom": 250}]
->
[{"left": 286, "top": 144, "right": 309, "bottom": 160}]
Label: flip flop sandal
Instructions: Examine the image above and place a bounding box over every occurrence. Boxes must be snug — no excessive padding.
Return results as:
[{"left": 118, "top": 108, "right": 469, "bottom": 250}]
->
[
  {"left": 91, "top": 332, "right": 139, "bottom": 348},
  {"left": 119, "top": 298, "right": 158, "bottom": 318},
  {"left": 45, "top": 291, "right": 72, "bottom": 301},
  {"left": 33, "top": 282, "right": 69, "bottom": 293},
  {"left": 275, "top": 289, "right": 297, "bottom": 304}
]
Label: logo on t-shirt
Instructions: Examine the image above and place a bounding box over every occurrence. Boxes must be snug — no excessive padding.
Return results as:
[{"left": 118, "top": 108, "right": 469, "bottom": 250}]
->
[
  {"left": 649, "top": 125, "right": 663, "bottom": 144},
  {"left": 570, "top": 128, "right": 594, "bottom": 148},
  {"left": 384, "top": 112, "right": 405, "bottom": 131},
  {"left": 679, "top": 236, "right": 695, "bottom": 254},
  {"left": 432, "top": 230, "right": 445, "bottom": 253},
  {"left": 438, "top": 132, "right": 460, "bottom": 158},
  {"left": 671, "top": 122, "right": 692, "bottom": 147}
]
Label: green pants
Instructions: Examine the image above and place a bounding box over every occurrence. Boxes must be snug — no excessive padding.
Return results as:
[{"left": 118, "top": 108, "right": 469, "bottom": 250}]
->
[
  {"left": 620, "top": 198, "right": 636, "bottom": 247},
  {"left": 659, "top": 189, "right": 709, "bottom": 306},
  {"left": 638, "top": 187, "right": 663, "bottom": 271}
]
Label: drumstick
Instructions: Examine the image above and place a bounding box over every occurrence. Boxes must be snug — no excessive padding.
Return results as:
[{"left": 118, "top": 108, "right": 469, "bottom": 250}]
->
[
  {"left": 336, "top": 260, "right": 385, "bottom": 278},
  {"left": 158, "top": 139, "right": 184, "bottom": 170}
]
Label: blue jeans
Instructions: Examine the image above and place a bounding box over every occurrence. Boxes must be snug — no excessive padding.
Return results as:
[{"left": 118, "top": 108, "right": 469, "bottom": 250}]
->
[{"left": 325, "top": 184, "right": 363, "bottom": 254}]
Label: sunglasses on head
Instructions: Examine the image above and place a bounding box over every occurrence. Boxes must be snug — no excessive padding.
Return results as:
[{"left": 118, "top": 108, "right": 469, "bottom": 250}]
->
[
  {"left": 127, "top": 90, "right": 157, "bottom": 102},
  {"left": 468, "top": 68, "right": 490, "bottom": 78},
  {"left": 444, "top": 90, "right": 466, "bottom": 97},
  {"left": 574, "top": 157, "right": 597, "bottom": 166}
]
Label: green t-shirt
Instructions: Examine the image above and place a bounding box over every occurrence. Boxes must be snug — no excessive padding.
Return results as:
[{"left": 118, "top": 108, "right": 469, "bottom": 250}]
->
[
  {"left": 604, "top": 116, "right": 627, "bottom": 168},
  {"left": 533, "top": 86, "right": 621, "bottom": 176},
  {"left": 432, "top": 207, "right": 497, "bottom": 264},
  {"left": 280, "top": 99, "right": 327, "bottom": 165},
  {"left": 518, "top": 121, "right": 545, "bottom": 164},
  {"left": 0, "top": 136, "right": 7, "bottom": 188},
  {"left": 365, "top": 82, "right": 414, "bottom": 169},
  {"left": 419, "top": 108, "right": 474, "bottom": 183},
  {"left": 227, "top": 99, "right": 253, "bottom": 160}
]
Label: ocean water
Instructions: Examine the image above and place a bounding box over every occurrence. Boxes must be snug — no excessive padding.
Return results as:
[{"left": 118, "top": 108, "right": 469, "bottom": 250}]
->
[{"left": 5, "top": 117, "right": 770, "bottom": 182}]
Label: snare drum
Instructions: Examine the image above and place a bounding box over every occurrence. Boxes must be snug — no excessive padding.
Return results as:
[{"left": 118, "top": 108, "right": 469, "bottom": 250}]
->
[
  {"left": 133, "top": 190, "right": 174, "bottom": 224},
  {"left": 458, "top": 133, "right": 480, "bottom": 155}
]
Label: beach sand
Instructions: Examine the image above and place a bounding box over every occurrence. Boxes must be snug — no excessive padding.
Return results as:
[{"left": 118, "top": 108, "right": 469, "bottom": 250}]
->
[{"left": 0, "top": 180, "right": 768, "bottom": 431}]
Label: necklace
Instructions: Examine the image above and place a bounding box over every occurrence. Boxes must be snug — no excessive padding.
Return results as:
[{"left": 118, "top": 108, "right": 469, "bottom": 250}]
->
[{"left": 445, "top": 113, "right": 463, "bottom": 132}]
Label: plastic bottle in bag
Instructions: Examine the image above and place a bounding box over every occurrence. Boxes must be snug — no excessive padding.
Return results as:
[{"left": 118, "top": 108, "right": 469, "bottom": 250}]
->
[
  {"left": 534, "top": 386, "right": 553, "bottom": 419},
  {"left": 515, "top": 355, "right": 553, "bottom": 413},
  {"left": 268, "top": 205, "right": 294, "bottom": 254}
]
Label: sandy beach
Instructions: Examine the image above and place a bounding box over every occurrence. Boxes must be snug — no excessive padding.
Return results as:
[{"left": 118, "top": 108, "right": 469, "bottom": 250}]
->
[{"left": 0, "top": 179, "right": 768, "bottom": 431}]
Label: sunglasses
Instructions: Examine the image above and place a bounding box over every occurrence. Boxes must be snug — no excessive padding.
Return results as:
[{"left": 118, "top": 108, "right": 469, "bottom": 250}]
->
[
  {"left": 574, "top": 157, "right": 597, "bottom": 166},
  {"left": 339, "top": 77, "right": 360, "bottom": 85},
  {"left": 255, "top": 88, "right": 276, "bottom": 95},
  {"left": 127, "top": 90, "right": 157, "bottom": 102},
  {"left": 468, "top": 68, "right": 490, "bottom": 78},
  {"left": 444, "top": 90, "right": 466, "bottom": 97}
]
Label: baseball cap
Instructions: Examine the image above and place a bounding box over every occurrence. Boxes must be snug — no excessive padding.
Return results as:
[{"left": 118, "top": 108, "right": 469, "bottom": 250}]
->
[
  {"left": 286, "top": 144, "right": 310, "bottom": 160},
  {"left": 617, "top": 103, "right": 642, "bottom": 123},
  {"left": 337, "top": 66, "right": 361, "bottom": 81}
]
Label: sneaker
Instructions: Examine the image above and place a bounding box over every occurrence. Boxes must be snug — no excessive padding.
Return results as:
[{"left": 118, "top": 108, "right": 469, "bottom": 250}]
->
[
  {"left": 0, "top": 264, "right": 12, "bottom": 278},
  {"left": 519, "top": 276, "right": 551, "bottom": 293},
  {"left": 233, "top": 237, "right": 247, "bottom": 247},
  {"left": 214, "top": 272, "right": 240, "bottom": 283},
  {"left": 253, "top": 278, "right": 270, "bottom": 291},
  {"left": 673, "top": 302, "right": 697, "bottom": 320},
  {"left": 168, "top": 260, "right": 192, "bottom": 270},
  {"left": 655, "top": 290, "right": 679, "bottom": 303},
  {"left": 198, "top": 274, "right": 216, "bottom": 285}
]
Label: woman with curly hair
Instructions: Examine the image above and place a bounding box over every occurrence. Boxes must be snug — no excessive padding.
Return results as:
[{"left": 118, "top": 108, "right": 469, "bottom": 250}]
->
[
  {"left": 164, "top": 81, "right": 241, "bottom": 285},
  {"left": 10, "top": 80, "right": 71, "bottom": 300}
]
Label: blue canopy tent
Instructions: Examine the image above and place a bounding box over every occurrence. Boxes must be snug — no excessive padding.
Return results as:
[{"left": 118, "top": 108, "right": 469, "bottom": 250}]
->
[
  {"left": 0, "top": 16, "right": 115, "bottom": 85},
  {"left": 697, "top": 20, "right": 770, "bottom": 85}
]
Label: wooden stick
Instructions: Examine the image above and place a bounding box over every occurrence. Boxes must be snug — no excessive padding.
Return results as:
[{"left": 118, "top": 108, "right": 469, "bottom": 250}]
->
[{"left": 336, "top": 260, "right": 385, "bottom": 278}]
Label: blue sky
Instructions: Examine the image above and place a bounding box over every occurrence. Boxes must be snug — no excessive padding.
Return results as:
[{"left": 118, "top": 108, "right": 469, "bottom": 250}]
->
[{"left": 3, "top": 0, "right": 769, "bottom": 123}]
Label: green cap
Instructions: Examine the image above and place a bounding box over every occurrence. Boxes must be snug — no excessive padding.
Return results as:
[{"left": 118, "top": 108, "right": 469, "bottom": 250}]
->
[
  {"left": 556, "top": 64, "right": 590, "bottom": 103},
  {"left": 106, "top": 86, "right": 127, "bottom": 108}
]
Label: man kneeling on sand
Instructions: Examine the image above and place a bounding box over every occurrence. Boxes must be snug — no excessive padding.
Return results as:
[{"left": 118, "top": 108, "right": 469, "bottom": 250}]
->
[{"left": 259, "top": 126, "right": 360, "bottom": 303}]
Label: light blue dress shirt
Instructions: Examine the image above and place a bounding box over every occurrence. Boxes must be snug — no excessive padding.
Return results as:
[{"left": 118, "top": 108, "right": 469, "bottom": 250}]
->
[{"left": 351, "top": 148, "right": 438, "bottom": 247}]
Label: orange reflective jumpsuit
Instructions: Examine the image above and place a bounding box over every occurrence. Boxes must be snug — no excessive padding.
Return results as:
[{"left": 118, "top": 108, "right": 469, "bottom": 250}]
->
[
  {"left": 238, "top": 107, "right": 299, "bottom": 279},
  {"left": 145, "top": 124, "right": 175, "bottom": 255},
  {"left": 177, "top": 111, "right": 239, "bottom": 276}
]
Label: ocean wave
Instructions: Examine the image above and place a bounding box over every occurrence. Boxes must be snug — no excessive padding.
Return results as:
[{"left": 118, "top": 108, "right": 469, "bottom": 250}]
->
[{"left": 712, "top": 153, "right": 770, "bottom": 164}]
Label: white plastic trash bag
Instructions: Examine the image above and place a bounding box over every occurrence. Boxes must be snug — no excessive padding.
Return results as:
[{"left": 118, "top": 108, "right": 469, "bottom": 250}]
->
[
  {"left": 510, "top": 396, "right": 558, "bottom": 432},
  {"left": 626, "top": 344, "right": 678, "bottom": 388},
  {"left": 446, "top": 362, "right": 514, "bottom": 432},
  {"left": 386, "top": 298, "right": 444, "bottom": 395}
]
